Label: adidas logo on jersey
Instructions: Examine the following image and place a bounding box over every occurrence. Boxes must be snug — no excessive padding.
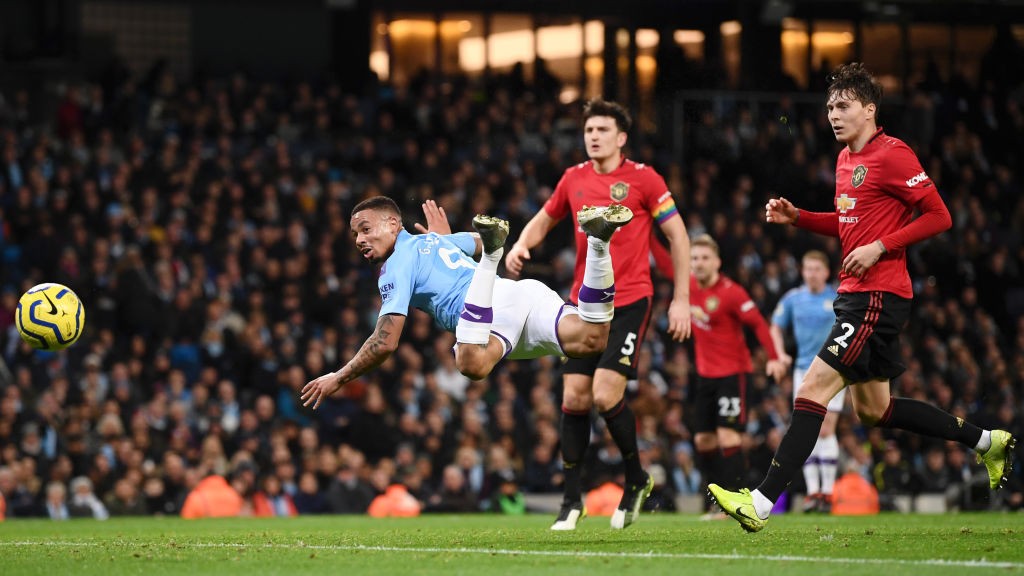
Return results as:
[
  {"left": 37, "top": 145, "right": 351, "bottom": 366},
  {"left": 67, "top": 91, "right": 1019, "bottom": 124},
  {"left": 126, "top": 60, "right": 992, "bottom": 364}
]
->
[
  {"left": 619, "top": 356, "right": 631, "bottom": 366},
  {"left": 828, "top": 345, "right": 840, "bottom": 356}
]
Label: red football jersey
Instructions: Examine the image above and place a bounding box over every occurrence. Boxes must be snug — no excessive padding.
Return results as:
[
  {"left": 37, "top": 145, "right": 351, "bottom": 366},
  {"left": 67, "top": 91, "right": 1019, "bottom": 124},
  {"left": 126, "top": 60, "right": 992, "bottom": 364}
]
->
[
  {"left": 833, "top": 129, "right": 934, "bottom": 298},
  {"left": 545, "top": 157, "right": 681, "bottom": 306},
  {"left": 690, "top": 275, "right": 778, "bottom": 378}
]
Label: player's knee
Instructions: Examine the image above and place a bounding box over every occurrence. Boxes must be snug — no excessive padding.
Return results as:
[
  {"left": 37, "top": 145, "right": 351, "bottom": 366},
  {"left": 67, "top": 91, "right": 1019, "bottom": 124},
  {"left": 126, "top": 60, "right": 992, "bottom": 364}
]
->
[
  {"left": 562, "top": 389, "right": 592, "bottom": 412},
  {"left": 455, "top": 352, "right": 490, "bottom": 381},
  {"left": 856, "top": 405, "right": 887, "bottom": 427},
  {"left": 694, "top": 433, "right": 717, "bottom": 452},
  {"left": 592, "top": 389, "right": 623, "bottom": 413},
  {"left": 564, "top": 324, "right": 608, "bottom": 358},
  {"left": 457, "top": 364, "right": 489, "bottom": 381}
]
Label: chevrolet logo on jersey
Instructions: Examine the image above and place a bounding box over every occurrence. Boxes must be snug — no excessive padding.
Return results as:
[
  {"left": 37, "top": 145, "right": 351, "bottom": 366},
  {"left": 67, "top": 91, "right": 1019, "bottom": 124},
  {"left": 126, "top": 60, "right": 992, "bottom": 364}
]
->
[
  {"left": 690, "top": 305, "right": 710, "bottom": 323},
  {"left": 610, "top": 181, "right": 630, "bottom": 201},
  {"left": 851, "top": 164, "right": 868, "bottom": 188},
  {"left": 690, "top": 305, "right": 710, "bottom": 330},
  {"left": 836, "top": 193, "right": 857, "bottom": 213}
]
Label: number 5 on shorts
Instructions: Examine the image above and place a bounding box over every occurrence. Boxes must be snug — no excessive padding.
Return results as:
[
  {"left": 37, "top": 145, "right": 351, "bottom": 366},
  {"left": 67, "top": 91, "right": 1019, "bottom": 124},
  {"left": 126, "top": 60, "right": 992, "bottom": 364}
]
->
[{"left": 620, "top": 332, "right": 636, "bottom": 356}]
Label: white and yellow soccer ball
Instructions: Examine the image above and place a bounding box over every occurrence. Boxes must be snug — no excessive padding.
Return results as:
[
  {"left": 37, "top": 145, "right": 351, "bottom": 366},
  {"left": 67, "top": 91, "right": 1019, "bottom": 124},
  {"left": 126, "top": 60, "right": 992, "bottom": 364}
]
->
[{"left": 15, "top": 283, "right": 85, "bottom": 351}]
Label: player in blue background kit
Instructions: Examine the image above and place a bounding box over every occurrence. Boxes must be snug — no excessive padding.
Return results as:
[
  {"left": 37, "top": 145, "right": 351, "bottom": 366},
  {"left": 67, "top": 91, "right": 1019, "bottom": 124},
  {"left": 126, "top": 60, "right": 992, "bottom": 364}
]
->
[
  {"left": 301, "top": 196, "right": 634, "bottom": 409},
  {"left": 770, "top": 250, "right": 841, "bottom": 512}
]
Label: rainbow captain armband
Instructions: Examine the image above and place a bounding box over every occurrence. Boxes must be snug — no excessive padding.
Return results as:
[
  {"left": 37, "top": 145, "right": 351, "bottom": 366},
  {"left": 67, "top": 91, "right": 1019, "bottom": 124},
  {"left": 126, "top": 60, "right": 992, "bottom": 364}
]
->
[{"left": 652, "top": 194, "right": 679, "bottom": 224}]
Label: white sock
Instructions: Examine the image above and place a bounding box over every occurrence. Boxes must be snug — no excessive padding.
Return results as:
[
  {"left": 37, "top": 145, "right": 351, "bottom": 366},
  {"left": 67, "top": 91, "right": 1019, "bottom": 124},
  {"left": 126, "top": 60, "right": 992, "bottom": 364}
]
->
[
  {"left": 802, "top": 442, "right": 820, "bottom": 496},
  {"left": 818, "top": 434, "right": 840, "bottom": 495},
  {"left": 576, "top": 237, "right": 614, "bottom": 323},
  {"left": 455, "top": 250, "right": 501, "bottom": 345},
  {"left": 975, "top": 430, "right": 992, "bottom": 453},
  {"left": 751, "top": 489, "right": 773, "bottom": 520}
]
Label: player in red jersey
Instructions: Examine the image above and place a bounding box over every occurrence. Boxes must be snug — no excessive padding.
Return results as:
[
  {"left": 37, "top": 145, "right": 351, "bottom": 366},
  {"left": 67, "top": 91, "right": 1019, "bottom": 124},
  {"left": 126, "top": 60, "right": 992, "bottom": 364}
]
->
[
  {"left": 689, "top": 235, "right": 787, "bottom": 507},
  {"left": 709, "top": 63, "right": 1016, "bottom": 533},
  {"left": 505, "top": 99, "right": 692, "bottom": 530}
]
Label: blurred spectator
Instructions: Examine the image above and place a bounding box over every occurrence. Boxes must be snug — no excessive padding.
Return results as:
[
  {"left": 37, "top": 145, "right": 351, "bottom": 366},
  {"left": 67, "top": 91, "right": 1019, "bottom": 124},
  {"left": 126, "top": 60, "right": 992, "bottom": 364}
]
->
[
  {"left": 68, "top": 476, "right": 109, "bottom": 520},
  {"left": 326, "top": 462, "right": 374, "bottom": 514},
  {"left": 671, "top": 443, "right": 702, "bottom": 495},
  {"left": 490, "top": 470, "right": 525, "bottom": 515},
  {"left": 293, "top": 471, "right": 330, "bottom": 515},
  {"left": 583, "top": 480, "right": 624, "bottom": 516},
  {"left": 424, "top": 465, "right": 477, "bottom": 513},
  {"left": 873, "top": 442, "right": 917, "bottom": 511},
  {"left": 44, "top": 481, "right": 69, "bottom": 520},
  {"left": 367, "top": 480, "right": 421, "bottom": 518},
  {"left": 252, "top": 475, "right": 297, "bottom": 517},
  {"left": 105, "top": 477, "right": 148, "bottom": 516},
  {"left": 180, "top": 473, "right": 243, "bottom": 519}
]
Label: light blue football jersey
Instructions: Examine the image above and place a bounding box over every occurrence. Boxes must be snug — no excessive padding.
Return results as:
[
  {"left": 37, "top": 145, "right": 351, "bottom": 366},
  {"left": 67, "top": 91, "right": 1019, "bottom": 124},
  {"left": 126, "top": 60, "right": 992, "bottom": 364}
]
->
[
  {"left": 772, "top": 284, "right": 838, "bottom": 370},
  {"left": 377, "top": 230, "right": 479, "bottom": 332}
]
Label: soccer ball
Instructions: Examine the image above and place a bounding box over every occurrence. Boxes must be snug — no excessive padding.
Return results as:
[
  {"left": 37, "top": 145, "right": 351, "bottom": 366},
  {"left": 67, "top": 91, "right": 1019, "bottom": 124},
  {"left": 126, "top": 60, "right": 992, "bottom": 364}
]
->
[{"left": 15, "top": 283, "right": 85, "bottom": 351}]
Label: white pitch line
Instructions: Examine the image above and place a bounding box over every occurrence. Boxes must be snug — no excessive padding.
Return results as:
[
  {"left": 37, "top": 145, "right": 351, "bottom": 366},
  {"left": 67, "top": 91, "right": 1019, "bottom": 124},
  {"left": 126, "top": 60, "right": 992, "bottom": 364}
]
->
[{"left": 1, "top": 540, "right": 1021, "bottom": 570}]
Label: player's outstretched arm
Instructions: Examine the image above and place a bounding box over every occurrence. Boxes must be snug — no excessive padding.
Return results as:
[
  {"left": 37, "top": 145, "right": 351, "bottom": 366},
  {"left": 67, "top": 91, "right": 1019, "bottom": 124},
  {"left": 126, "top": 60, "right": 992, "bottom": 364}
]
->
[
  {"left": 505, "top": 210, "right": 558, "bottom": 278},
  {"left": 766, "top": 359, "right": 789, "bottom": 381},
  {"left": 765, "top": 197, "right": 799, "bottom": 225},
  {"left": 660, "top": 215, "right": 692, "bottom": 341},
  {"left": 413, "top": 199, "right": 484, "bottom": 257},
  {"left": 413, "top": 199, "right": 452, "bottom": 235},
  {"left": 769, "top": 196, "right": 840, "bottom": 237},
  {"left": 301, "top": 313, "right": 406, "bottom": 410},
  {"left": 768, "top": 324, "right": 793, "bottom": 369}
]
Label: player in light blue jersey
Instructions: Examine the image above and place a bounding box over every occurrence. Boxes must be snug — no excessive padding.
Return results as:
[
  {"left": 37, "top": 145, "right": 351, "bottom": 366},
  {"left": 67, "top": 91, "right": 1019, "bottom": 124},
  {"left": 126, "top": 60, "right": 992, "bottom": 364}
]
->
[
  {"left": 301, "top": 196, "right": 633, "bottom": 409},
  {"left": 770, "top": 250, "right": 841, "bottom": 512}
]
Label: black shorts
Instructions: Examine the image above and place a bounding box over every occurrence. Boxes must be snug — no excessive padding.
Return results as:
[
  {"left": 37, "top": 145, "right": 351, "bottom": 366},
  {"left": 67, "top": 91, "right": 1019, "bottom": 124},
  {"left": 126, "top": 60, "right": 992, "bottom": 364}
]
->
[
  {"left": 817, "top": 291, "right": 910, "bottom": 383},
  {"left": 563, "top": 297, "right": 652, "bottom": 379},
  {"left": 692, "top": 374, "right": 750, "bottom": 433}
]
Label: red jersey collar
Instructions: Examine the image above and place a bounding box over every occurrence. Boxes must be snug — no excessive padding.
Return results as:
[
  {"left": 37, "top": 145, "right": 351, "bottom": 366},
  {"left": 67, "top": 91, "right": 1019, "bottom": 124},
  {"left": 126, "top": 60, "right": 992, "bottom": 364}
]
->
[
  {"left": 590, "top": 154, "right": 628, "bottom": 174},
  {"left": 850, "top": 127, "right": 885, "bottom": 155}
]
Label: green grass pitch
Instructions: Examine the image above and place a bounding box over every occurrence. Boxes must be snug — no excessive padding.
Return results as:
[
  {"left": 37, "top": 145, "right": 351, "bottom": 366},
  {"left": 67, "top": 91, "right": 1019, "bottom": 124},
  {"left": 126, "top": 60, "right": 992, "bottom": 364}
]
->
[{"left": 1, "top": 513, "right": 1021, "bottom": 575}]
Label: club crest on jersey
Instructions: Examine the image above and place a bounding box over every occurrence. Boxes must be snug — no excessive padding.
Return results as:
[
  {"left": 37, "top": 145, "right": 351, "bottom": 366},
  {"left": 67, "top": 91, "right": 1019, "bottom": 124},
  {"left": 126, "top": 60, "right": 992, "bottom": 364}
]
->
[
  {"left": 609, "top": 181, "right": 630, "bottom": 202},
  {"left": 836, "top": 193, "right": 857, "bottom": 213},
  {"left": 851, "top": 164, "right": 868, "bottom": 188},
  {"left": 705, "top": 296, "right": 719, "bottom": 313}
]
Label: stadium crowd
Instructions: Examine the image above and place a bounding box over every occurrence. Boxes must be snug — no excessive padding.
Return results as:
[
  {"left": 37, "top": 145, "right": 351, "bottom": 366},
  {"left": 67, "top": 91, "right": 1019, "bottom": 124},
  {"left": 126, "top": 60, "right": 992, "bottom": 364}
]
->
[{"left": 0, "top": 45, "right": 1023, "bottom": 519}]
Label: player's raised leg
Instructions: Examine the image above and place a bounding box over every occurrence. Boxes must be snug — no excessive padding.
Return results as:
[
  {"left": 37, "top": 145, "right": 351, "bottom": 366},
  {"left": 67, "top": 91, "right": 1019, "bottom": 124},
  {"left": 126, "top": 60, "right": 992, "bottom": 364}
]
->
[
  {"left": 712, "top": 359, "right": 1018, "bottom": 533},
  {"left": 554, "top": 205, "right": 633, "bottom": 357},
  {"left": 575, "top": 205, "right": 631, "bottom": 323},
  {"left": 709, "top": 357, "right": 844, "bottom": 532},
  {"left": 454, "top": 215, "right": 509, "bottom": 380},
  {"left": 849, "top": 380, "right": 1016, "bottom": 490}
]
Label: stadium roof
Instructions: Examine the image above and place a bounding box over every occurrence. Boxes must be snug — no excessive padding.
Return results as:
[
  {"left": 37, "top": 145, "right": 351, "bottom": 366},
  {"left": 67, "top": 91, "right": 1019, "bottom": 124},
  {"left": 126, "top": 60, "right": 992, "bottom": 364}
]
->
[{"left": 370, "top": 0, "right": 1024, "bottom": 27}]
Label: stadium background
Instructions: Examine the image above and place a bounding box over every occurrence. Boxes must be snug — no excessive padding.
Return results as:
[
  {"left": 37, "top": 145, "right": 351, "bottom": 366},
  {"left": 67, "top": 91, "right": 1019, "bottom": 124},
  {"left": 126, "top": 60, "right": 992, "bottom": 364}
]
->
[{"left": 0, "top": 0, "right": 1022, "bottom": 519}]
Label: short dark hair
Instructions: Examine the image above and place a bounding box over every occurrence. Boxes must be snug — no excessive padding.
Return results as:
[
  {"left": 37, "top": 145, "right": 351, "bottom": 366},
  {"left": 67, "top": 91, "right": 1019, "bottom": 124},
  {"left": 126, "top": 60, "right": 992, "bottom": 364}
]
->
[
  {"left": 826, "top": 62, "right": 882, "bottom": 108},
  {"left": 352, "top": 196, "right": 402, "bottom": 219},
  {"left": 583, "top": 98, "right": 632, "bottom": 133}
]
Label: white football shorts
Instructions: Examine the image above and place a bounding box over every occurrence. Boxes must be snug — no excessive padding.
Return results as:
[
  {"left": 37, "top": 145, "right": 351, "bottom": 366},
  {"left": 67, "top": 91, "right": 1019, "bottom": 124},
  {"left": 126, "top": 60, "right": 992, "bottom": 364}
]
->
[{"left": 490, "top": 277, "right": 578, "bottom": 360}]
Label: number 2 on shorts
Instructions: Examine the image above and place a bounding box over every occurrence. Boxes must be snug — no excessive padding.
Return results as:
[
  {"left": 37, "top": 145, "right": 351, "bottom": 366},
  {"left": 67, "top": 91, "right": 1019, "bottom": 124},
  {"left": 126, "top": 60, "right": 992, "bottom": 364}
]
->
[{"left": 833, "top": 322, "right": 855, "bottom": 348}]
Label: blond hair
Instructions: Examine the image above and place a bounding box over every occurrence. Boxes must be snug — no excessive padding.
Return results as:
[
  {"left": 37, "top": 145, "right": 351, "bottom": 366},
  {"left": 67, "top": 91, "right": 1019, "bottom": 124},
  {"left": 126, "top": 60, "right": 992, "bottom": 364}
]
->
[{"left": 691, "top": 234, "right": 720, "bottom": 256}]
